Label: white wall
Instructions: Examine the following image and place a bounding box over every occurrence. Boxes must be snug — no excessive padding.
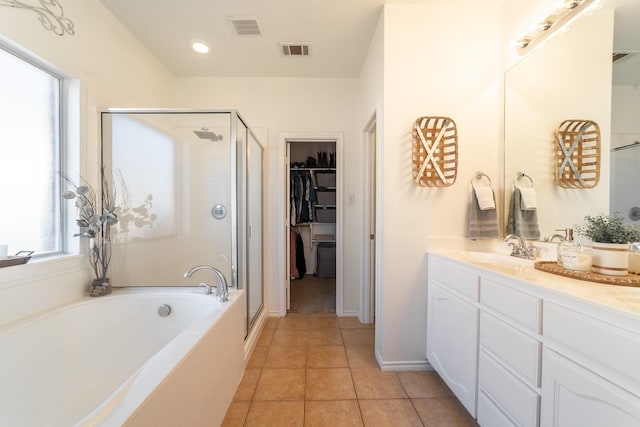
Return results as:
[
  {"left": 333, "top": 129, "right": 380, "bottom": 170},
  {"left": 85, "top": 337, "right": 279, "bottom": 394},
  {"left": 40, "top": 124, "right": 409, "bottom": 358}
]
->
[
  {"left": 612, "top": 85, "right": 640, "bottom": 145},
  {"left": 174, "top": 77, "right": 362, "bottom": 314},
  {"left": 375, "top": 3, "right": 502, "bottom": 367},
  {"left": 0, "top": 0, "right": 174, "bottom": 323}
]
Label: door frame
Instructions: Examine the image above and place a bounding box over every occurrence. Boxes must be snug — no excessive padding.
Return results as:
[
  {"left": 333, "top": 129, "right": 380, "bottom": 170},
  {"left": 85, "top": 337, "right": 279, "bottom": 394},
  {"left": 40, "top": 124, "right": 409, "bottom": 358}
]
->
[
  {"left": 360, "top": 112, "right": 377, "bottom": 324},
  {"left": 279, "top": 132, "right": 344, "bottom": 317}
]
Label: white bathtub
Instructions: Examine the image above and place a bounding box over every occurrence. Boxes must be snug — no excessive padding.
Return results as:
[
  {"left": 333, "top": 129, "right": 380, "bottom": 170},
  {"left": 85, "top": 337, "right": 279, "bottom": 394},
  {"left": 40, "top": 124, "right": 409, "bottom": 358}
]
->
[{"left": 0, "top": 287, "right": 245, "bottom": 427}]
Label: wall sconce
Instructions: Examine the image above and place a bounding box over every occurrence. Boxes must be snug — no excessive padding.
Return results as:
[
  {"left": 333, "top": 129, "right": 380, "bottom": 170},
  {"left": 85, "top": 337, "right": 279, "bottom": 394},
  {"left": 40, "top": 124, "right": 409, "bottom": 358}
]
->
[
  {"left": 0, "top": 0, "right": 75, "bottom": 36},
  {"left": 516, "top": 0, "right": 598, "bottom": 55}
]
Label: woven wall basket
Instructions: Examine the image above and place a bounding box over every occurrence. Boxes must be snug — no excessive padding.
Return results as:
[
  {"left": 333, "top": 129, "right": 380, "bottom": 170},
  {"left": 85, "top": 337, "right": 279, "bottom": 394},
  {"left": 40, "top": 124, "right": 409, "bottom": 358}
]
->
[
  {"left": 412, "top": 116, "right": 458, "bottom": 187},
  {"left": 554, "top": 119, "right": 601, "bottom": 189}
]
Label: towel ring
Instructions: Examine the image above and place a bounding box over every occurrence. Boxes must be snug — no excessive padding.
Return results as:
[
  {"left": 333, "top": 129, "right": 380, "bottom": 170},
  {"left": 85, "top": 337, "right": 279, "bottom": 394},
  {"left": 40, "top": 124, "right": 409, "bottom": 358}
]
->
[
  {"left": 514, "top": 172, "right": 534, "bottom": 188},
  {"left": 471, "top": 171, "right": 492, "bottom": 187}
]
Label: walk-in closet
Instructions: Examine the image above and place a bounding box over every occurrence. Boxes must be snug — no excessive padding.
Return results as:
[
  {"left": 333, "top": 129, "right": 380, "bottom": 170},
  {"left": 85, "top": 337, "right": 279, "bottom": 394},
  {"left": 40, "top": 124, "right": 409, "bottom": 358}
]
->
[{"left": 287, "top": 140, "right": 337, "bottom": 313}]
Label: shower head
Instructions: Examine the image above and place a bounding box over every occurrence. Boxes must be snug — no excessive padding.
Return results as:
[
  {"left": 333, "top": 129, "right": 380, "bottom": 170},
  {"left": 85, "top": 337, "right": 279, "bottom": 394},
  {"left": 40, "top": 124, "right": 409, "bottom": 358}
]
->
[{"left": 193, "top": 129, "right": 223, "bottom": 142}]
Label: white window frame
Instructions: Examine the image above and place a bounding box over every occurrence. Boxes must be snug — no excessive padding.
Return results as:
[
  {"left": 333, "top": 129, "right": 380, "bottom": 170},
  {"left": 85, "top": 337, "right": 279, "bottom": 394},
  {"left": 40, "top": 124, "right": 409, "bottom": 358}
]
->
[{"left": 0, "top": 38, "right": 79, "bottom": 260}]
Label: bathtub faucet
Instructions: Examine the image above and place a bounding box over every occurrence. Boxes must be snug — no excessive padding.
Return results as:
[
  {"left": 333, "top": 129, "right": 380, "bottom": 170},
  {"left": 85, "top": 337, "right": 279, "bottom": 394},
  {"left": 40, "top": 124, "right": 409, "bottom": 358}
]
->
[{"left": 183, "top": 266, "right": 229, "bottom": 302}]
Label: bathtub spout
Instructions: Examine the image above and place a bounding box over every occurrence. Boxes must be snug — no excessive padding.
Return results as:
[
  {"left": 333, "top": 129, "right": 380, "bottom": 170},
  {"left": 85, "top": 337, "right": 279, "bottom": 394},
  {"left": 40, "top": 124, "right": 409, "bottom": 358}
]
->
[{"left": 184, "top": 266, "right": 229, "bottom": 302}]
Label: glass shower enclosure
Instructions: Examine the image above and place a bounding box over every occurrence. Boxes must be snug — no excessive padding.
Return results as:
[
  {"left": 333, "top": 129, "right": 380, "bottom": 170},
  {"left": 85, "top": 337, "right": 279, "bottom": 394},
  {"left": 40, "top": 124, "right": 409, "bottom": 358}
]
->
[
  {"left": 611, "top": 143, "right": 640, "bottom": 224},
  {"left": 101, "top": 109, "right": 264, "bottom": 335}
]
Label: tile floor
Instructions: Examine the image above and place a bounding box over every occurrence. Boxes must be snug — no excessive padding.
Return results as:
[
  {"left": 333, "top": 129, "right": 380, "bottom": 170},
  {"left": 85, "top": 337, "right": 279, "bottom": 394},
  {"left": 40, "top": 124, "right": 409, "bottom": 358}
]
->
[{"left": 222, "top": 313, "right": 478, "bottom": 426}]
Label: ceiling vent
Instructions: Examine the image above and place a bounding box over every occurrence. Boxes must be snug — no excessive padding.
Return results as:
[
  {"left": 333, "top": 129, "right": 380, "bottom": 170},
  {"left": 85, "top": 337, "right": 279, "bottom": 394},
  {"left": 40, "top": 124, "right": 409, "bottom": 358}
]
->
[
  {"left": 613, "top": 52, "right": 630, "bottom": 63},
  {"left": 229, "top": 16, "right": 262, "bottom": 36},
  {"left": 281, "top": 43, "right": 310, "bottom": 56}
]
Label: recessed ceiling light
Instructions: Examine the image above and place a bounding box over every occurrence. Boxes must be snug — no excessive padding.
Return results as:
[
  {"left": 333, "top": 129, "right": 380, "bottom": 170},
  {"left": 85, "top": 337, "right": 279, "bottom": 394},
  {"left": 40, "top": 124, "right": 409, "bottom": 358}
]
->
[{"left": 192, "top": 41, "right": 210, "bottom": 54}]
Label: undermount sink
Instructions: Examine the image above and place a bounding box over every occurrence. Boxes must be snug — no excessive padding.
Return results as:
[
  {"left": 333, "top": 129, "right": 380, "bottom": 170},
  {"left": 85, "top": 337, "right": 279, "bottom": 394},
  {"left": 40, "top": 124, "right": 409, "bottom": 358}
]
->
[{"left": 464, "top": 251, "right": 536, "bottom": 267}]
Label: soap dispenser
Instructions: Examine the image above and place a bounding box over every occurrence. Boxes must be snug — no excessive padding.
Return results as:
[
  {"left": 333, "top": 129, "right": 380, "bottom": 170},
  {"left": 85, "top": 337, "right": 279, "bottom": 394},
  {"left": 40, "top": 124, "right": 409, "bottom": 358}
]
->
[
  {"left": 558, "top": 228, "right": 587, "bottom": 270},
  {"left": 556, "top": 228, "right": 576, "bottom": 266}
]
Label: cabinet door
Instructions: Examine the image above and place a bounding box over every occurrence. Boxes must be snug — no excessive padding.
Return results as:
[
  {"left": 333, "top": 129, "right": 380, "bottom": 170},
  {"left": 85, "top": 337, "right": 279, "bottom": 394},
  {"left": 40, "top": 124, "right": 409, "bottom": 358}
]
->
[
  {"left": 427, "top": 283, "right": 479, "bottom": 416},
  {"left": 541, "top": 349, "right": 640, "bottom": 427}
]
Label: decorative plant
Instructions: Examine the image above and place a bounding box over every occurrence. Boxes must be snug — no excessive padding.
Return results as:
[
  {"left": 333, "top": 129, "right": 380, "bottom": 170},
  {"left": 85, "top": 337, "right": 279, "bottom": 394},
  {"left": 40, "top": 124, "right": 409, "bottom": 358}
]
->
[
  {"left": 112, "top": 170, "right": 156, "bottom": 234},
  {"left": 62, "top": 168, "right": 157, "bottom": 296},
  {"left": 575, "top": 212, "right": 640, "bottom": 244},
  {"left": 62, "top": 167, "right": 118, "bottom": 295}
]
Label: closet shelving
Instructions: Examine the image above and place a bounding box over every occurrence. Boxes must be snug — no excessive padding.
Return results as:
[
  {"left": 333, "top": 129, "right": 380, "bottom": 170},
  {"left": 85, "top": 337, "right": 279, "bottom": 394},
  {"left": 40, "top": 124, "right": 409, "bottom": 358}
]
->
[{"left": 288, "top": 142, "right": 337, "bottom": 278}]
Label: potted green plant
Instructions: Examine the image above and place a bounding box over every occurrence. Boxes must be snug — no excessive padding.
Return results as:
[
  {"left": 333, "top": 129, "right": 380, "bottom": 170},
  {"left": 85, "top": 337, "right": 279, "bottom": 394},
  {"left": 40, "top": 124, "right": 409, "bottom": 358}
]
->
[{"left": 575, "top": 212, "right": 640, "bottom": 276}]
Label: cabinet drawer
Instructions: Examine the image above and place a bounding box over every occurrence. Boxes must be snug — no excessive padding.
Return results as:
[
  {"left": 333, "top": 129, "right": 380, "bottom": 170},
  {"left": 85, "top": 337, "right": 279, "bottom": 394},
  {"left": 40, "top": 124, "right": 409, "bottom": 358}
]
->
[
  {"left": 479, "top": 351, "right": 539, "bottom": 427},
  {"left": 544, "top": 301, "right": 640, "bottom": 390},
  {"left": 480, "top": 311, "right": 540, "bottom": 387},
  {"left": 430, "top": 258, "right": 479, "bottom": 302},
  {"left": 481, "top": 278, "right": 541, "bottom": 334},
  {"left": 477, "top": 390, "right": 517, "bottom": 427}
]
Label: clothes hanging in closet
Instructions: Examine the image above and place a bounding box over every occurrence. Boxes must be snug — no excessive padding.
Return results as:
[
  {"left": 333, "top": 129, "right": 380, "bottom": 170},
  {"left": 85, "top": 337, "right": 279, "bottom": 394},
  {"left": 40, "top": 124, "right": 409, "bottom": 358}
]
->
[
  {"left": 295, "top": 231, "right": 306, "bottom": 278},
  {"left": 290, "top": 171, "right": 316, "bottom": 224},
  {"left": 290, "top": 231, "right": 300, "bottom": 279}
]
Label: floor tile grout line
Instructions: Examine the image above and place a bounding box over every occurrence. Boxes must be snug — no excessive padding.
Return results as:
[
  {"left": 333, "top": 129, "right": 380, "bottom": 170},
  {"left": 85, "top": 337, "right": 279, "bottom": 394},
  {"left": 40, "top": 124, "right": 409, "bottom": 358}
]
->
[{"left": 235, "top": 316, "right": 380, "bottom": 426}]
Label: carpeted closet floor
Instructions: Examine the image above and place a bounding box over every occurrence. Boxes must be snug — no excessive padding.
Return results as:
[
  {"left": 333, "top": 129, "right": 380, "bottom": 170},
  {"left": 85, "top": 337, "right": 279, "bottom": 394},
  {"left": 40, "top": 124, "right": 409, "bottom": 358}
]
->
[{"left": 289, "top": 275, "right": 336, "bottom": 313}]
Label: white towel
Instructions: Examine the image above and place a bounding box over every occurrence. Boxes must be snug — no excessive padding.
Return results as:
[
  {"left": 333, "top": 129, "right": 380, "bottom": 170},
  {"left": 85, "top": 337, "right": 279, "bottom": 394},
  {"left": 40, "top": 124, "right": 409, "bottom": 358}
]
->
[
  {"left": 519, "top": 186, "right": 537, "bottom": 210},
  {"left": 473, "top": 186, "right": 496, "bottom": 211}
]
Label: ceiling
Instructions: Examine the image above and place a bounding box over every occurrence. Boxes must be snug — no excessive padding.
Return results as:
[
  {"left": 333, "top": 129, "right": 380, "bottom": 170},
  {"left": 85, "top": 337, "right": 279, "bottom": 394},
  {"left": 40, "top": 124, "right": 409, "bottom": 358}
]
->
[
  {"left": 99, "top": 0, "right": 476, "bottom": 79},
  {"left": 100, "top": 0, "right": 640, "bottom": 81}
]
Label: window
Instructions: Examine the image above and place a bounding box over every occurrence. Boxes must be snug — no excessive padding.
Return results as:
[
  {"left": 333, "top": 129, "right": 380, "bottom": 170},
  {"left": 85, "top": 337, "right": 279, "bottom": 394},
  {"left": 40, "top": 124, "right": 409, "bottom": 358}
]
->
[{"left": 0, "top": 46, "right": 63, "bottom": 257}]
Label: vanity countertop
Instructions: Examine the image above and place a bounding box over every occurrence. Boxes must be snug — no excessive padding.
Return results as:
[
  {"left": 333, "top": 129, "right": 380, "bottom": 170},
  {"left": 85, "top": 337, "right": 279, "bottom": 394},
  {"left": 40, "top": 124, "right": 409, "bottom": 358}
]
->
[{"left": 429, "top": 250, "right": 640, "bottom": 319}]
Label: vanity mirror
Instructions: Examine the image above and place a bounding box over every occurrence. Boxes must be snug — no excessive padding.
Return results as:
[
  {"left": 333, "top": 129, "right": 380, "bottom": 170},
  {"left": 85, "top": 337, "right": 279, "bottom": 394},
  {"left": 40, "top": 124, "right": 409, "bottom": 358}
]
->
[{"left": 504, "top": 0, "right": 640, "bottom": 238}]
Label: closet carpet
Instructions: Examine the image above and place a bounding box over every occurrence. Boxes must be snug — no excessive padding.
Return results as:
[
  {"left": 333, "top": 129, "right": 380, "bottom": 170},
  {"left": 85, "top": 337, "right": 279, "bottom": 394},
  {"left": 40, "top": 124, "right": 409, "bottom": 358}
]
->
[{"left": 289, "top": 275, "right": 336, "bottom": 313}]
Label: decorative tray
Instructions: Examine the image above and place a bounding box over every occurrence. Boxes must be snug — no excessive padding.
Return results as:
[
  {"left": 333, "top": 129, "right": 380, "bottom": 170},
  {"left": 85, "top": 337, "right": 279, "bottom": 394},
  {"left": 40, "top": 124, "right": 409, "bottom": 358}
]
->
[
  {"left": 0, "top": 251, "right": 34, "bottom": 269},
  {"left": 534, "top": 261, "right": 640, "bottom": 287}
]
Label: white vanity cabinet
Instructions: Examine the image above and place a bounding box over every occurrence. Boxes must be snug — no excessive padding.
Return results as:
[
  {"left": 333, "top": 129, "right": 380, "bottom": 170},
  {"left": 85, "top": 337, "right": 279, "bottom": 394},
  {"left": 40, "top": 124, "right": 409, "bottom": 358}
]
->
[
  {"left": 427, "top": 252, "right": 640, "bottom": 427},
  {"left": 427, "top": 257, "right": 480, "bottom": 416},
  {"left": 540, "top": 301, "right": 640, "bottom": 427},
  {"left": 477, "top": 277, "right": 542, "bottom": 427}
]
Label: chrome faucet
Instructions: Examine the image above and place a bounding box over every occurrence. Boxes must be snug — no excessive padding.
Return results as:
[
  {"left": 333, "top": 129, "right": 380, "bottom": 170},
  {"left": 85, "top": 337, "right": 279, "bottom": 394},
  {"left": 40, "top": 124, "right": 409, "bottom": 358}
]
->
[
  {"left": 544, "top": 234, "right": 566, "bottom": 243},
  {"left": 504, "top": 234, "right": 536, "bottom": 260},
  {"left": 184, "top": 266, "right": 229, "bottom": 302}
]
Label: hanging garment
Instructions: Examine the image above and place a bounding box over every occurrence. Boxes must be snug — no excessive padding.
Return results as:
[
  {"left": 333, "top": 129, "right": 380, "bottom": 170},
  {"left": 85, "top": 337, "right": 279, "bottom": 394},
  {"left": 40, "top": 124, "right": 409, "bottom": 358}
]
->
[
  {"left": 295, "top": 232, "right": 306, "bottom": 278},
  {"left": 290, "top": 171, "right": 316, "bottom": 224},
  {"left": 290, "top": 231, "right": 300, "bottom": 279}
]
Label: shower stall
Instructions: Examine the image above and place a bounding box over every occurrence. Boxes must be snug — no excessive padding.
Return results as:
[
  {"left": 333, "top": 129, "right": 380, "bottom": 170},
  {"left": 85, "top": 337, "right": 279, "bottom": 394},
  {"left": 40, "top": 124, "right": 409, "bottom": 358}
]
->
[{"left": 101, "top": 109, "right": 264, "bottom": 335}]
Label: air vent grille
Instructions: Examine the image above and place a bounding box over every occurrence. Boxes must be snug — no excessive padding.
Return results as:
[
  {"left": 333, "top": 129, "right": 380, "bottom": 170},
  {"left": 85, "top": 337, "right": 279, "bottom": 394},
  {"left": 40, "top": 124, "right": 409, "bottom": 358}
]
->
[
  {"left": 281, "top": 43, "right": 310, "bottom": 56},
  {"left": 613, "top": 52, "right": 629, "bottom": 63},
  {"left": 229, "top": 16, "right": 262, "bottom": 36}
]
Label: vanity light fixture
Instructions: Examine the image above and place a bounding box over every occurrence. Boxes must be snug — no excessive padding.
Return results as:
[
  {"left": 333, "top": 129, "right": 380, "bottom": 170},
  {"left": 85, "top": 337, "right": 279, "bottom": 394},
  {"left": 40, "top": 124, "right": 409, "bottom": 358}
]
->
[
  {"left": 516, "top": 0, "right": 599, "bottom": 55},
  {"left": 191, "top": 41, "right": 210, "bottom": 54}
]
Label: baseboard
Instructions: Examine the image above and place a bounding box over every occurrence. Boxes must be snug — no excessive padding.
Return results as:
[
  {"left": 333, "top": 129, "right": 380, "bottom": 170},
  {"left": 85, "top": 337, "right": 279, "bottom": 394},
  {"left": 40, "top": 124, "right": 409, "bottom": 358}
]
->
[
  {"left": 375, "top": 350, "right": 433, "bottom": 371},
  {"left": 340, "top": 310, "right": 358, "bottom": 317},
  {"left": 267, "top": 309, "right": 358, "bottom": 317},
  {"left": 267, "top": 309, "right": 282, "bottom": 317}
]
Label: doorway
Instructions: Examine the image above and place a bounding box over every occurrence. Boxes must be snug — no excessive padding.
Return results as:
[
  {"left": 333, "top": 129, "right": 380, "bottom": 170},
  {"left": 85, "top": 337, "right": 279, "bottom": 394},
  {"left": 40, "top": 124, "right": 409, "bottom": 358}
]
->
[
  {"left": 283, "top": 135, "right": 343, "bottom": 315},
  {"left": 361, "top": 114, "right": 377, "bottom": 323}
]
